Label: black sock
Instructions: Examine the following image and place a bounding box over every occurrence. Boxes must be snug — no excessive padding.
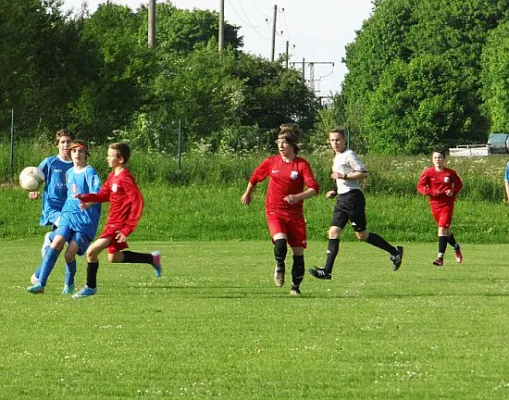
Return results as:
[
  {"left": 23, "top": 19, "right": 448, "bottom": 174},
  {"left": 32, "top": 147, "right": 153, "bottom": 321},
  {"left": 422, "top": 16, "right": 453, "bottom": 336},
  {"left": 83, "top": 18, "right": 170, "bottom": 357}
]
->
[
  {"left": 122, "top": 251, "right": 153, "bottom": 264},
  {"left": 274, "top": 239, "right": 287, "bottom": 270},
  {"left": 366, "top": 232, "right": 398, "bottom": 255},
  {"left": 448, "top": 233, "right": 458, "bottom": 249},
  {"left": 324, "top": 239, "right": 340, "bottom": 273},
  {"left": 86, "top": 261, "right": 99, "bottom": 289},
  {"left": 438, "top": 236, "right": 448, "bottom": 256},
  {"left": 292, "top": 255, "right": 305, "bottom": 288}
]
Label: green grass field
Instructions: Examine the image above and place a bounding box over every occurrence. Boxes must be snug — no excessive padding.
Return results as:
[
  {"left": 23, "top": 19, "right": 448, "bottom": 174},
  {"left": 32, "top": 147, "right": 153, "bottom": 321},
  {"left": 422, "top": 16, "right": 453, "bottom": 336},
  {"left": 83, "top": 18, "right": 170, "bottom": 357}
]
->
[{"left": 2, "top": 239, "right": 509, "bottom": 399}]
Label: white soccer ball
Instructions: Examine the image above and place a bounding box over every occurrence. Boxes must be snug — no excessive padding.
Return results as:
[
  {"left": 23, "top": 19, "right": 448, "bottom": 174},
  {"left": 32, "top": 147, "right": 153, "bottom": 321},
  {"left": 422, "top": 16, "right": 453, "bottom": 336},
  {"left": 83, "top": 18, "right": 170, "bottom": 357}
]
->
[{"left": 19, "top": 166, "right": 45, "bottom": 191}]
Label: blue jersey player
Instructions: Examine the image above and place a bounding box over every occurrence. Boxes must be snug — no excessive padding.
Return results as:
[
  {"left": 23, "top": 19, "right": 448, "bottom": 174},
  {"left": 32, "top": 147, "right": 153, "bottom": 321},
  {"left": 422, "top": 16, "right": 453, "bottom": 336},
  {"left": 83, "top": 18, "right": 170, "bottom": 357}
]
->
[
  {"left": 29, "top": 129, "right": 74, "bottom": 258},
  {"left": 28, "top": 140, "right": 101, "bottom": 294}
]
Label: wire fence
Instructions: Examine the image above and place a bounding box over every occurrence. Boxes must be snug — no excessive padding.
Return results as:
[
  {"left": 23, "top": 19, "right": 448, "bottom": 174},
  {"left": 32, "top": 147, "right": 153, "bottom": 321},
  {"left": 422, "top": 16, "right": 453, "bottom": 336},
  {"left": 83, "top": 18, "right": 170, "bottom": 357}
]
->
[{"left": 1, "top": 108, "right": 277, "bottom": 180}]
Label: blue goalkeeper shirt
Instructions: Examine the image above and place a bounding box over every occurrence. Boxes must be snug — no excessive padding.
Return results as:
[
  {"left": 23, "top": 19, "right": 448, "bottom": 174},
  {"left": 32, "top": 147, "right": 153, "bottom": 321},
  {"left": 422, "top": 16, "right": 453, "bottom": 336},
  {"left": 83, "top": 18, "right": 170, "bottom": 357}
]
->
[{"left": 38, "top": 155, "right": 73, "bottom": 226}]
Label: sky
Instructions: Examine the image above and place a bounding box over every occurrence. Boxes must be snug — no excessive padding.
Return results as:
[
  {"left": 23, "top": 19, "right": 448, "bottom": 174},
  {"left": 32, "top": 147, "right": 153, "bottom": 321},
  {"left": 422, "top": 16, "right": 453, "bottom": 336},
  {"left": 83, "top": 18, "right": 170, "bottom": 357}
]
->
[{"left": 62, "top": 0, "right": 374, "bottom": 96}]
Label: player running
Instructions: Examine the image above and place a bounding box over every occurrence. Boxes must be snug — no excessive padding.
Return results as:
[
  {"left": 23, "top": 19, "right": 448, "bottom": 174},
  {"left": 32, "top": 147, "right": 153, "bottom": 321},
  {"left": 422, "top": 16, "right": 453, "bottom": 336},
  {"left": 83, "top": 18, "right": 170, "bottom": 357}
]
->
[
  {"left": 27, "top": 140, "right": 101, "bottom": 294},
  {"left": 417, "top": 150, "right": 463, "bottom": 266},
  {"left": 241, "top": 123, "right": 319, "bottom": 296},
  {"left": 73, "top": 142, "right": 161, "bottom": 298},
  {"left": 30, "top": 129, "right": 74, "bottom": 258},
  {"left": 308, "top": 128, "right": 403, "bottom": 281}
]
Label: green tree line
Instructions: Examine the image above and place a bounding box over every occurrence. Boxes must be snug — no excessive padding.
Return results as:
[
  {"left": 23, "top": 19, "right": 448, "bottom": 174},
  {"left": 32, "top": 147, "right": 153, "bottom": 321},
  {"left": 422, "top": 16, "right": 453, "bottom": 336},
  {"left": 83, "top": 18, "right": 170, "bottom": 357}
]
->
[
  {"left": 339, "top": 0, "right": 509, "bottom": 154},
  {"left": 3, "top": 0, "right": 509, "bottom": 155},
  {"left": 0, "top": 0, "right": 316, "bottom": 154}
]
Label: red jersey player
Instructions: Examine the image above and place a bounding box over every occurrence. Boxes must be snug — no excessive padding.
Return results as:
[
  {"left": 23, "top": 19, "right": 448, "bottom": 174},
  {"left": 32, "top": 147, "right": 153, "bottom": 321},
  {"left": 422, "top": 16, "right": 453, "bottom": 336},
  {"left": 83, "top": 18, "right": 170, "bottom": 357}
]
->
[
  {"left": 241, "top": 123, "right": 319, "bottom": 296},
  {"left": 417, "top": 150, "right": 463, "bottom": 266},
  {"left": 73, "top": 142, "right": 161, "bottom": 298}
]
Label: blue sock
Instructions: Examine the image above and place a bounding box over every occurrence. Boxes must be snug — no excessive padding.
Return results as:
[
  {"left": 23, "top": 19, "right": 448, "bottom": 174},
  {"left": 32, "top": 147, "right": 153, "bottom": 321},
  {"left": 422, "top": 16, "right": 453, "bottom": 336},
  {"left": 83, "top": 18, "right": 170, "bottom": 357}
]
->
[
  {"left": 38, "top": 247, "right": 60, "bottom": 287},
  {"left": 34, "top": 267, "right": 41, "bottom": 279},
  {"left": 65, "top": 260, "right": 77, "bottom": 286}
]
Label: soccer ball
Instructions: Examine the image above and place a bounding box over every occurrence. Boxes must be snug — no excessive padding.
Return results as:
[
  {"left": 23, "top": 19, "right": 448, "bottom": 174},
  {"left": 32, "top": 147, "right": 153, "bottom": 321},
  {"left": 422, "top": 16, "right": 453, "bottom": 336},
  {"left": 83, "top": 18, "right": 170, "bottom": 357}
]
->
[{"left": 19, "top": 166, "right": 45, "bottom": 191}]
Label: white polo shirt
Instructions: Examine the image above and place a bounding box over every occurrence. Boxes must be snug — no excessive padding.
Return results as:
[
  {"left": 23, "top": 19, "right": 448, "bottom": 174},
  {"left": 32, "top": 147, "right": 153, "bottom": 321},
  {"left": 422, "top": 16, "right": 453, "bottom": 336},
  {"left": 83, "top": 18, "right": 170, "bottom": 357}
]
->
[{"left": 333, "top": 149, "right": 367, "bottom": 194}]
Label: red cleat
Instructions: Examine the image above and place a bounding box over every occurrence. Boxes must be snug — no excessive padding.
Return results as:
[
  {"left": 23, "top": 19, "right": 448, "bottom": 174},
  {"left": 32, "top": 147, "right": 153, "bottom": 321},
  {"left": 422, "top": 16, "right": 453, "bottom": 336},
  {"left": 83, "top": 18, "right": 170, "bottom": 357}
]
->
[
  {"left": 454, "top": 247, "right": 463, "bottom": 263},
  {"left": 433, "top": 258, "right": 444, "bottom": 267}
]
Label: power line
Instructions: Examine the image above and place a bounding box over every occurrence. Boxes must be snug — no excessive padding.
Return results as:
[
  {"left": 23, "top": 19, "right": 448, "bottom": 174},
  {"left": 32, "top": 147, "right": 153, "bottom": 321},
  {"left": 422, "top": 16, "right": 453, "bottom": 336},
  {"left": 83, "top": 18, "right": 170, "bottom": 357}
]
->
[
  {"left": 250, "top": 0, "right": 269, "bottom": 19},
  {"left": 227, "top": 0, "right": 270, "bottom": 41},
  {"left": 281, "top": 8, "right": 293, "bottom": 47},
  {"left": 236, "top": 0, "right": 261, "bottom": 29}
]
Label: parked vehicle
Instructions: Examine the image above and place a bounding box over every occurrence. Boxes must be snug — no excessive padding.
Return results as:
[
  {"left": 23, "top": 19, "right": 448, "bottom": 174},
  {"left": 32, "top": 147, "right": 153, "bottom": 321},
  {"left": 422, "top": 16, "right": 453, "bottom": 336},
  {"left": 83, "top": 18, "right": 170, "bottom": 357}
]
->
[
  {"left": 449, "top": 144, "right": 488, "bottom": 157},
  {"left": 487, "top": 133, "right": 509, "bottom": 154}
]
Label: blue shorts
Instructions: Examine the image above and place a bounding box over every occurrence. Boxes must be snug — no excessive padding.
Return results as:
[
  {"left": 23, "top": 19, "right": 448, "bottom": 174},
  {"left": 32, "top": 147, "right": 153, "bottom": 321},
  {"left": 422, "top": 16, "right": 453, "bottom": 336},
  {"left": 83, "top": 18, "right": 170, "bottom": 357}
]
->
[
  {"left": 41, "top": 209, "right": 62, "bottom": 227},
  {"left": 53, "top": 224, "right": 93, "bottom": 256}
]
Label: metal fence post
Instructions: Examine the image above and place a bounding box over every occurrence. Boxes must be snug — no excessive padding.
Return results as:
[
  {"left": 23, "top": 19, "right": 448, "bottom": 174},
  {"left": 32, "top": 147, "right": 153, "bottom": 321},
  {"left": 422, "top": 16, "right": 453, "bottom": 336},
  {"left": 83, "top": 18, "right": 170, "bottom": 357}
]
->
[
  {"left": 178, "top": 118, "right": 182, "bottom": 174},
  {"left": 10, "top": 108, "right": 14, "bottom": 179}
]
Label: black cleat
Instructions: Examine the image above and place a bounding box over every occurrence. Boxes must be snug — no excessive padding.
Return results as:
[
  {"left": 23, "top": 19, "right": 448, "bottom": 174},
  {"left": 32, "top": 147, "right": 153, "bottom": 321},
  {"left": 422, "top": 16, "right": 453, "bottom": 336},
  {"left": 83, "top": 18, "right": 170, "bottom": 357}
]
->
[
  {"left": 308, "top": 267, "right": 332, "bottom": 280},
  {"left": 290, "top": 286, "right": 301, "bottom": 296},
  {"left": 274, "top": 266, "right": 285, "bottom": 287},
  {"left": 391, "top": 246, "right": 404, "bottom": 271}
]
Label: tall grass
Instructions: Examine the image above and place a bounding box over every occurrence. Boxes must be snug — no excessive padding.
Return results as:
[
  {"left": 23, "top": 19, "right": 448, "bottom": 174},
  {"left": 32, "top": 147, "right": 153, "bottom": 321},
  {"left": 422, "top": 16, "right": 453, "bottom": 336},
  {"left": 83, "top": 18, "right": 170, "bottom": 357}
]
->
[
  {"left": 2, "top": 142, "right": 507, "bottom": 202},
  {"left": 2, "top": 185, "right": 509, "bottom": 243}
]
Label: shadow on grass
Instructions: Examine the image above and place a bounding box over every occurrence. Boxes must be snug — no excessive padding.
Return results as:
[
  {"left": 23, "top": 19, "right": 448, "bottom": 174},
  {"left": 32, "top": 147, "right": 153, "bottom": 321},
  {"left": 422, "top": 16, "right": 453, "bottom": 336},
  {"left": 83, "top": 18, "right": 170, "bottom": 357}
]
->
[{"left": 125, "top": 284, "right": 509, "bottom": 299}]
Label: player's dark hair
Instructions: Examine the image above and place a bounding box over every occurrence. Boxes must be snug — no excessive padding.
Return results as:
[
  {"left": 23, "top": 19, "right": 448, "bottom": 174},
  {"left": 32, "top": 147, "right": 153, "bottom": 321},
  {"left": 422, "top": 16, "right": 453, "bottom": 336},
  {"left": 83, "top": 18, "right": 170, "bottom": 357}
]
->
[
  {"left": 432, "top": 149, "right": 446, "bottom": 159},
  {"left": 278, "top": 123, "right": 302, "bottom": 154},
  {"left": 54, "top": 128, "right": 74, "bottom": 145},
  {"left": 110, "top": 142, "right": 131, "bottom": 164}
]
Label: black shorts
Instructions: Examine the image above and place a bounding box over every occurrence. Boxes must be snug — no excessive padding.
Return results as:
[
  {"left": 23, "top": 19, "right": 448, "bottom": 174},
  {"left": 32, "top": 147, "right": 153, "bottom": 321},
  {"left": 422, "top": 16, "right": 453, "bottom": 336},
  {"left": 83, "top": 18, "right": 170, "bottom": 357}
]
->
[{"left": 331, "top": 189, "right": 367, "bottom": 232}]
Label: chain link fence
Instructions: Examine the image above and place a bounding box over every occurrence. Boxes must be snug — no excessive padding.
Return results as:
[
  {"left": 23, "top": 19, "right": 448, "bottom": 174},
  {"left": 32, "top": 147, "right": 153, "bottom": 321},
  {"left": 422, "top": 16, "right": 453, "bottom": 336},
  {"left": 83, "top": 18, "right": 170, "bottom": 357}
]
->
[{"left": 1, "top": 108, "right": 277, "bottom": 181}]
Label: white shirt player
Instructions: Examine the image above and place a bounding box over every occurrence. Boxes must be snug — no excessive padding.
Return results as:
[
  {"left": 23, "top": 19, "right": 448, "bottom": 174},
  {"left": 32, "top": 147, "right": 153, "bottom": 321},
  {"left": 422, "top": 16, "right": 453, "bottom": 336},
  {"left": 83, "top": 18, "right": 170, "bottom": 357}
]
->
[{"left": 332, "top": 149, "right": 367, "bottom": 194}]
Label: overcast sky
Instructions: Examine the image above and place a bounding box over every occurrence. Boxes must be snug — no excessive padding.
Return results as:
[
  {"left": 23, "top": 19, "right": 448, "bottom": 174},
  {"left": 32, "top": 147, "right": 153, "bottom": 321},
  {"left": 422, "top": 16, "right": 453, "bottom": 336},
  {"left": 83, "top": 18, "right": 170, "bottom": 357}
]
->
[{"left": 62, "top": 0, "right": 374, "bottom": 95}]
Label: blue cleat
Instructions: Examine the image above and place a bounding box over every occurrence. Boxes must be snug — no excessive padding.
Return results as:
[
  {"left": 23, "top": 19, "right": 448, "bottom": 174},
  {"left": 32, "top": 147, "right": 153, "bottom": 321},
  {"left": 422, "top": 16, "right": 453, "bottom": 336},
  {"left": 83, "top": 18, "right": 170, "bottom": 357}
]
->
[
  {"left": 72, "top": 286, "right": 97, "bottom": 299},
  {"left": 30, "top": 274, "right": 39, "bottom": 285},
  {"left": 151, "top": 251, "right": 162, "bottom": 278},
  {"left": 27, "top": 283, "right": 45, "bottom": 294},
  {"left": 62, "top": 284, "right": 75, "bottom": 295}
]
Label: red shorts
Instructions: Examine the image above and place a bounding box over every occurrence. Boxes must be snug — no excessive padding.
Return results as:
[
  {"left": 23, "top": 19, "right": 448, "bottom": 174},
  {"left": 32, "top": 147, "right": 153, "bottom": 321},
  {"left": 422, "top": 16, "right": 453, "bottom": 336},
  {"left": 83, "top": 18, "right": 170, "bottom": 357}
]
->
[
  {"left": 266, "top": 211, "right": 307, "bottom": 248},
  {"left": 430, "top": 202, "right": 454, "bottom": 229},
  {"left": 99, "top": 227, "right": 129, "bottom": 254}
]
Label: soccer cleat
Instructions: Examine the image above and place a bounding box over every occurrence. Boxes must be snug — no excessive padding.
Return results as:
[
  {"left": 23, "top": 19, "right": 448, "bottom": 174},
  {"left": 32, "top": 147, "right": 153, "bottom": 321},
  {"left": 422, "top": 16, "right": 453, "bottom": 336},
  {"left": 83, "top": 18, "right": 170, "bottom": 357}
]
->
[
  {"left": 290, "top": 286, "right": 301, "bottom": 296},
  {"left": 62, "top": 284, "right": 75, "bottom": 295},
  {"left": 454, "top": 246, "right": 463, "bottom": 263},
  {"left": 27, "top": 283, "right": 44, "bottom": 294},
  {"left": 274, "top": 266, "right": 285, "bottom": 287},
  {"left": 390, "top": 246, "right": 404, "bottom": 271},
  {"left": 41, "top": 232, "right": 51, "bottom": 258},
  {"left": 433, "top": 258, "right": 444, "bottom": 267},
  {"left": 30, "top": 274, "right": 39, "bottom": 285},
  {"left": 308, "top": 267, "right": 332, "bottom": 280},
  {"left": 72, "top": 286, "right": 97, "bottom": 299},
  {"left": 151, "top": 251, "right": 162, "bottom": 278}
]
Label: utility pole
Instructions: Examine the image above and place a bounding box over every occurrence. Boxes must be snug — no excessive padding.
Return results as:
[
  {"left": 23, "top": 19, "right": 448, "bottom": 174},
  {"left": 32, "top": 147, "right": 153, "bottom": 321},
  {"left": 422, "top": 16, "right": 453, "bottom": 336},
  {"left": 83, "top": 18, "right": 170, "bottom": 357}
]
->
[
  {"left": 285, "top": 41, "right": 289, "bottom": 68},
  {"left": 289, "top": 58, "right": 306, "bottom": 80},
  {"left": 289, "top": 60, "right": 334, "bottom": 93},
  {"left": 219, "top": 0, "right": 225, "bottom": 52},
  {"left": 270, "top": 4, "right": 277, "bottom": 61},
  {"left": 148, "top": 0, "right": 156, "bottom": 48}
]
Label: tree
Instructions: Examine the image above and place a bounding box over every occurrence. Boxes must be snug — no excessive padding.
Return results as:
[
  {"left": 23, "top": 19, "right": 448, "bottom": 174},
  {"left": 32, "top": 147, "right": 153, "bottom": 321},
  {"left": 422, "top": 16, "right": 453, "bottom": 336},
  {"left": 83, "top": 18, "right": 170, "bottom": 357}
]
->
[
  {"left": 365, "top": 56, "right": 483, "bottom": 154},
  {"left": 0, "top": 0, "right": 86, "bottom": 136},
  {"left": 69, "top": 3, "right": 156, "bottom": 142},
  {"left": 341, "top": 0, "right": 509, "bottom": 153},
  {"left": 137, "top": 2, "right": 243, "bottom": 54},
  {"left": 481, "top": 20, "right": 509, "bottom": 133}
]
